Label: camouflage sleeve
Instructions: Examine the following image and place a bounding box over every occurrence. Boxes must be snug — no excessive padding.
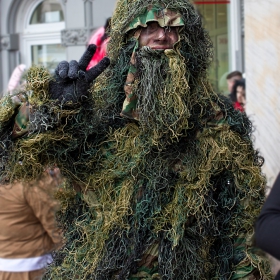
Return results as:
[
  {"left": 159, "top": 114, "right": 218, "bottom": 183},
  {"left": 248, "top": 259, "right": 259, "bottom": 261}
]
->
[
  {"left": 2, "top": 65, "right": 66, "bottom": 140},
  {"left": 0, "top": 93, "right": 29, "bottom": 182},
  {"left": 0, "top": 94, "right": 24, "bottom": 127},
  {"left": 0, "top": 64, "right": 52, "bottom": 140},
  {"left": 230, "top": 235, "right": 271, "bottom": 280},
  {"left": 0, "top": 93, "right": 30, "bottom": 137},
  {"left": 11, "top": 96, "right": 30, "bottom": 139},
  {"left": 0, "top": 67, "right": 58, "bottom": 182},
  {"left": 0, "top": 65, "right": 97, "bottom": 182}
]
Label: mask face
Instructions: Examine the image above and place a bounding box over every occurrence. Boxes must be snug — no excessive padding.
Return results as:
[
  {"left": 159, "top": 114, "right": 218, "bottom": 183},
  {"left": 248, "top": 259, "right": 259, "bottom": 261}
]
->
[{"left": 138, "top": 21, "right": 179, "bottom": 50}]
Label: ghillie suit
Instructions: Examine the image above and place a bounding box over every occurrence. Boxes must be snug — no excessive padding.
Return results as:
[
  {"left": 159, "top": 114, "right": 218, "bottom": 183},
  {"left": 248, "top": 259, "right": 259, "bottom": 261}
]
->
[{"left": 0, "top": 0, "right": 273, "bottom": 279}]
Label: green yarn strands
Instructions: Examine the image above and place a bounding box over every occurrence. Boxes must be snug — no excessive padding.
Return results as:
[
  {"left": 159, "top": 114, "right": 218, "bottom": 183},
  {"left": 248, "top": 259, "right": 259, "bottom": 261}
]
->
[{"left": 0, "top": 0, "right": 273, "bottom": 279}]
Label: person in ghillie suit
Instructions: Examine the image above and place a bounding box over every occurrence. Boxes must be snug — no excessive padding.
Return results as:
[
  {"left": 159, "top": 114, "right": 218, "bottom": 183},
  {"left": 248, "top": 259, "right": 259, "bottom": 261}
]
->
[{"left": 0, "top": 0, "right": 273, "bottom": 279}]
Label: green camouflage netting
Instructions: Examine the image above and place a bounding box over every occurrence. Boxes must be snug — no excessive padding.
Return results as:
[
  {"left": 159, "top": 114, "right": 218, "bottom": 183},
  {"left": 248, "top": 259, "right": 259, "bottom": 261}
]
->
[{"left": 0, "top": 0, "right": 273, "bottom": 279}]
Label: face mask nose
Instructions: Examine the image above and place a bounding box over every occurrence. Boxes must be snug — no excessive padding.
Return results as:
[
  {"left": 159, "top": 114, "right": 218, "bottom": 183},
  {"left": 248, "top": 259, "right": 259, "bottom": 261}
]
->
[{"left": 155, "top": 27, "right": 167, "bottom": 40}]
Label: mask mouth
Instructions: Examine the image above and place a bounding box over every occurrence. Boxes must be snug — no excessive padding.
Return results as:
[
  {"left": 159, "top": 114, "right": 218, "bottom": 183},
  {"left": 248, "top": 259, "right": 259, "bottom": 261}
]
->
[{"left": 138, "top": 46, "right": 165, "bottom": 55}]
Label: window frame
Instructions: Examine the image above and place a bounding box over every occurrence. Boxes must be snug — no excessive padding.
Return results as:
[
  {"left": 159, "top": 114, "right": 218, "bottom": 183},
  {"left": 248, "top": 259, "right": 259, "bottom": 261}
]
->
[{"left": 21, "top": 0, "right": 66, "bottom": 69}]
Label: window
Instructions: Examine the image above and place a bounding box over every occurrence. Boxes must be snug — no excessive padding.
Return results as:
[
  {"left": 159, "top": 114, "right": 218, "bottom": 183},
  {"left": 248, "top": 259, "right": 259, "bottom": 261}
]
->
[
  {"left": 30, "top": 0, "right": 64, "bottom": 24},
  {"left": 22, "top": 0, "right": 66, "bottom": 73},
  {"left": 31, "top": 44, "right": 66, "bottom": 73},
  {"left": 196, "top": 1, "right": 230, "bottom": 93}
]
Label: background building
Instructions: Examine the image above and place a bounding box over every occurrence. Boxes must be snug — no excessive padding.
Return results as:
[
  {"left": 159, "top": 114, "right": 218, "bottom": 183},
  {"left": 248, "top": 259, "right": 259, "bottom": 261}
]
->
[
  {"left": 0, "top": 0, "right": 115, "bottom": 95},
  {"left": 245, "top": 0, "right": 280, "bottom": 189},
  {"left": 195, "top": 0, "right": 244, "bottom": 93}
]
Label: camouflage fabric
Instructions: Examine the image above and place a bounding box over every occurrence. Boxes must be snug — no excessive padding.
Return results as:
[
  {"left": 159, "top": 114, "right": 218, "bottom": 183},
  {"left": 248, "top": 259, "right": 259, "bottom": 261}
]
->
[
  {"left": 232, "top": 235, "right": 262, "bottom": 280},
  {"left": 128, "top": 243, "right": 160, "bottom": 280},
  {"left": 129, "top": 236, "right": 263, "bottom": 280},
  {"left": 12, "top": 99, "right": 30, "bottom": 139},
  {"left": 120, "top": 48, "right": 139, "bottom": 119},
  {"left": 126, "top": 5, "right": 184, "bottom": 32},
  {"left": 1, "top": 94, "right": 30, "bottom": 139}
]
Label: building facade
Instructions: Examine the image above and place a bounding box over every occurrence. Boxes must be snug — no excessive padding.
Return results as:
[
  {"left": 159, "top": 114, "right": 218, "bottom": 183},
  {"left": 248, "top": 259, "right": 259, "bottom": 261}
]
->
[
  {"left": 0, "top": 0, "right": 115, "bottom": 95},
  {"left": 0, "top": 0, "right": 243, "bottom": 95},
  {"left": 196, "top": 0, "right": 244, "bottom": 93},
  {"left": 245, "top": 0, "right": 280, "bottom": 188}
]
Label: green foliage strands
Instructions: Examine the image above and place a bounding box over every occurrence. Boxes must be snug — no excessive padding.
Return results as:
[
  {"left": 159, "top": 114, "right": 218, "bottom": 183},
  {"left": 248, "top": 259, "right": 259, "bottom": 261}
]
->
[
  {"left": 0, "top": 0, "right": 273, "bottom": 278},
  {"left": 44, "top": 111, "right": 272, "bottom": 279}
]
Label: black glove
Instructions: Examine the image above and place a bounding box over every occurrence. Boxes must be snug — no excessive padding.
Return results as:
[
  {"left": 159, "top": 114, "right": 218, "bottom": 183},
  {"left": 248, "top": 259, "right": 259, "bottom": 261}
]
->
[{"left": 49, "top": 44, "right": 110, "bottom": 104}]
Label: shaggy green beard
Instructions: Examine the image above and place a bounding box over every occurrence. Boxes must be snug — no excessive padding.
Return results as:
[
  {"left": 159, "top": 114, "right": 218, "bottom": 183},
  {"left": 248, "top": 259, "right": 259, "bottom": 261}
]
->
[{"left": 134, "top": 47, "right": 191, "bottom": 144}]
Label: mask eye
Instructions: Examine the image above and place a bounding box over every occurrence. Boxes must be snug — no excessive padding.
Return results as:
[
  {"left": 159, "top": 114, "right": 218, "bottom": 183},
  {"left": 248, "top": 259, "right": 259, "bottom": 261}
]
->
[{"left": 146, "top": 22, "right": 159, "bottom": 33}]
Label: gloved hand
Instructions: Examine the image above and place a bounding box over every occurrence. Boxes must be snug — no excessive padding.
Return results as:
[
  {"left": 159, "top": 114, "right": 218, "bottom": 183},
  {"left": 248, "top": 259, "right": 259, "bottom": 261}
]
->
[{"left": 49, "top": 44, "right": 110, "bottom": 104}]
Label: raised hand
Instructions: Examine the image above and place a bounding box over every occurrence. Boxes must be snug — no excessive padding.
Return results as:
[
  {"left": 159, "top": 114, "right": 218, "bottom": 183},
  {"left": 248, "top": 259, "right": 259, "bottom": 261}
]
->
[{"left": 49, "top": 44, "right": 110, "bottom": 104}]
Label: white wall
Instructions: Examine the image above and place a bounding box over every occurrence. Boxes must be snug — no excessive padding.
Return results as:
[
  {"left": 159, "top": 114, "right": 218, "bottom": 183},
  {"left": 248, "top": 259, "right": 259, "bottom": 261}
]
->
[{"left": 245, "top": 0, "right": 280, "bottom": 187}]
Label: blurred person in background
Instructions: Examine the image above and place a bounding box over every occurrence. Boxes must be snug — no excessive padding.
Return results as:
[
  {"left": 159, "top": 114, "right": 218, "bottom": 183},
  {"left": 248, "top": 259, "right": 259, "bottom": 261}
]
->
[
  {"left": 86, "top": 18, "right": 111, "bottom": 70},
  {"left": 227, "top": 70, "right": 243, "bottom": 96},
  {"left": 0, "top": 169, "right": 63, "bottom": 280},
  {"left": 229, "top": 78, "right": 246, "bottom": 112},
  {"left": 6, "top": 64, "right": 27, "bottom": 95}
]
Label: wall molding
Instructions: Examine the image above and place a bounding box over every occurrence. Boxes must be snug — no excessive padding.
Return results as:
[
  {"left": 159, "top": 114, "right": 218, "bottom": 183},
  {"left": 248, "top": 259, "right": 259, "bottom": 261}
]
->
[
  {"left": 0, "top": 34, "right": 19, "bottom": 51},
  {"left": 61, "top": 28, "right": 91, "bottom": 46}
]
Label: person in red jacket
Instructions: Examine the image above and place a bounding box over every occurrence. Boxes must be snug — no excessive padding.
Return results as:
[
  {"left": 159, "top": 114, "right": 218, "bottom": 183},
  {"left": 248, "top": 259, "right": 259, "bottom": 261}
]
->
[
  {"left": 86, "top": 18, "right": 110, "bottom": 70},
  {"left": 230, "top": 78, "right": 246, "bottom": 112}
]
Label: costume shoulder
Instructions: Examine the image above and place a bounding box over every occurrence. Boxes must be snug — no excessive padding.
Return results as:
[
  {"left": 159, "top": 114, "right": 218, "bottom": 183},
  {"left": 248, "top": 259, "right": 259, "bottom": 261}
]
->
[{"left": 0, "top": 65, "right": 108, "bottom": 183}]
